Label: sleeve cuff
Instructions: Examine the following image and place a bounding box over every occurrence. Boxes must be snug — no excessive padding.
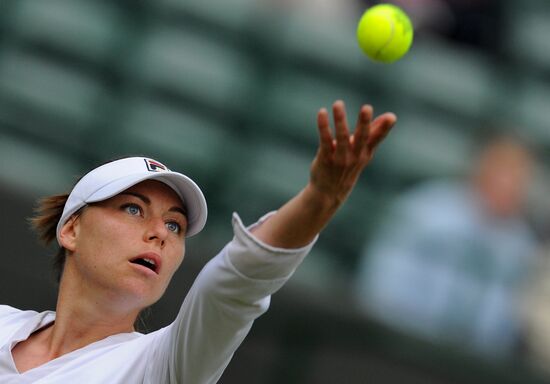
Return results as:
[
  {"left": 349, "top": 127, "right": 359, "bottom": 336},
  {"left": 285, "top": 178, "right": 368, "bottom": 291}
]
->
[{"left": 227, "top": 212, "right": 318, "bottom": 280}]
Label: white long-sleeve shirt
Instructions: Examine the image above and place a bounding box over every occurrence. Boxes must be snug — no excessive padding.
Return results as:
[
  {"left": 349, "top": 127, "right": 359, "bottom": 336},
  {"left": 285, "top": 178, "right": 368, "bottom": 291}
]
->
[{"left": 0, "top": 213, "right": 315, "bottom": 383}]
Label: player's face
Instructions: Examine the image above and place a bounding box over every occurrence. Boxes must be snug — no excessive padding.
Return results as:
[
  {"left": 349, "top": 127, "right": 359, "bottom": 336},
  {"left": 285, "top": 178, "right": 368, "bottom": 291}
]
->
[{"left": 63, "top": 180, "right": 187, "bottom": 311}]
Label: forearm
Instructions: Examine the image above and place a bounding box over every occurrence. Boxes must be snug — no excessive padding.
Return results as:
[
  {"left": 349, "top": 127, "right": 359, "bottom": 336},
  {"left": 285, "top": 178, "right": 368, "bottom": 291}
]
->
[{"left": 250, "top": 182, "right": 340, "bottom": 248}]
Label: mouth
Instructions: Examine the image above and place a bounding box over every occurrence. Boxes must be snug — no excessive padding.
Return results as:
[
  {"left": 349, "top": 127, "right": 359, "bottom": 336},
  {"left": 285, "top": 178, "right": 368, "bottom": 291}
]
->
[{"left": 129, "top": 253, "right": 161, "bottom": 274}]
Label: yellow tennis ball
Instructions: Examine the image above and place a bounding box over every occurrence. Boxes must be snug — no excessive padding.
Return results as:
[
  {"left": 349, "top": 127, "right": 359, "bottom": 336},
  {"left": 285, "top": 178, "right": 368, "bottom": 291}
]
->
[{"left": 357, "top": 4, "right": 414, "bottom": 63}]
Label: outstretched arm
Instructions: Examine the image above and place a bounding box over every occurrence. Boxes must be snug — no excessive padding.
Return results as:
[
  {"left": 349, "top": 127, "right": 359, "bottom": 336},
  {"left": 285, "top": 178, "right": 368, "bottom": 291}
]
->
[{"left": 251, "top": 100, "right": 396, "bottom": 248}]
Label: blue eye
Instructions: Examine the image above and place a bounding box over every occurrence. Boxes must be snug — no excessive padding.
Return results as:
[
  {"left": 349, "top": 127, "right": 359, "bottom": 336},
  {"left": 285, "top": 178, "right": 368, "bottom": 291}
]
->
[
  {"left": 166, "top": 221, "right": 181, "bottom": 234},
  {"left": 124, "top": 204, "right": 142, "bottom": 216}
]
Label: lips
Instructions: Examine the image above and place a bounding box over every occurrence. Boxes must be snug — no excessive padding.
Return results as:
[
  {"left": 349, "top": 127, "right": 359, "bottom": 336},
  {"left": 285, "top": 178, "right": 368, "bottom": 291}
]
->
[{"left": 129, "top": 252, "right": 161, "bottom": 274}]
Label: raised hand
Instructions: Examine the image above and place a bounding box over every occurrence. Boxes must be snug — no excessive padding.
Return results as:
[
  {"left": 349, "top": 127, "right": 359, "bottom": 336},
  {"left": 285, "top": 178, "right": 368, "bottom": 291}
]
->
[
  {"left": 310, "top": 100, "right": 396, "bottom": 207},
  {"left": 251, "top": 100, "right": 397, "bottom": 249}
]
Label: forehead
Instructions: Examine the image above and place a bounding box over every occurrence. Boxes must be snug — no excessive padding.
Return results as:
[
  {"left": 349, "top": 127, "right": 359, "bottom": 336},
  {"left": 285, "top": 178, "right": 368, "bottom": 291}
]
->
[{"left": 121, "top": 180, "right": 184, "bottom": 207}]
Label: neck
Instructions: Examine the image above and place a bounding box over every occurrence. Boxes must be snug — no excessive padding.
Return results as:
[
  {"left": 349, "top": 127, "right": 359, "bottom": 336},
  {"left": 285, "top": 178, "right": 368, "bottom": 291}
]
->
[{"left": 44, "top": 268, "right": 141, "bottom": 358}]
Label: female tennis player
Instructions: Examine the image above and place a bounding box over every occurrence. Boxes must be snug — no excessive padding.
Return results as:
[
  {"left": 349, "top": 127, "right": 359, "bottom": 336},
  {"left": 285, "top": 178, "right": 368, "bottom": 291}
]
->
[{"left": 0, "top": 101, "right": 395, "bottom": 383}]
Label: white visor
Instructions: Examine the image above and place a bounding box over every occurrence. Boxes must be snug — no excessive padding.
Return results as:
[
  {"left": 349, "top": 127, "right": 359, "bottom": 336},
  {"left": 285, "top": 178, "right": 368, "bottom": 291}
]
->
[{"left": 56, "top": 157, "right": 207, "bottom": 244}]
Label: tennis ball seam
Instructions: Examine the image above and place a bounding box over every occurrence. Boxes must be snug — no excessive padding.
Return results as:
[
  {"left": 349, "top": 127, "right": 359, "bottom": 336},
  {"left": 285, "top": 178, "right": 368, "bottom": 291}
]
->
[{"left": 374, "top": 13, "right": 396, "bottom": 61}]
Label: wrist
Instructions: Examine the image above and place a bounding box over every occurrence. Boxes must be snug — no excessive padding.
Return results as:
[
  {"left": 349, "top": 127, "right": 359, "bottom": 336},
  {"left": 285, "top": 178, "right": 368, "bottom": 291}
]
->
[{"left": 303, "top": 182, "right": 343, "bottom": 215}]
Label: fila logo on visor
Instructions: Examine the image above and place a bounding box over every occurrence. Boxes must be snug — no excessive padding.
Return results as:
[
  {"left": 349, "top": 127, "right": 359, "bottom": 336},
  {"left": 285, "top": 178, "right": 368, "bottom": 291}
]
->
[{"left": 144, "top": 159, "right": 170, "bottom": 173}]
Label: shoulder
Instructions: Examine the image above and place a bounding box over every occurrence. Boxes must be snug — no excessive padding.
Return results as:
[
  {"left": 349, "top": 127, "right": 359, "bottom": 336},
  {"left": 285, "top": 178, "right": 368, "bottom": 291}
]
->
[
  {"left": 398, "top": 180, "right": 466, "bottom": 208},
  {"left": 0, "top": 304, "right": 22, "bottom": 318},
  {"left": 0, "top": 305, "right": 38, "bottom": 344},
  {"left": 0, "top": 305, "right": 40, "bottom": 327},
  {"left": 388, "top": 180, "right": 470, "bottom": 225}
]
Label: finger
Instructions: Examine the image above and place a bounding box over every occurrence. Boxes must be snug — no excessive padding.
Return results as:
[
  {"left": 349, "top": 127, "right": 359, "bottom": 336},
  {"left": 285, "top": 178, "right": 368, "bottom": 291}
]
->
[
  {"left": 352, "top": 104, "right": 373, "bottom": 155},
  {"left": 333, "top": 100, "right": 350, "bottom": 158},
  {"left": 367, "top": 112, "right": 397, "bottom": 151},
  {"left": 317, "top": 107, "right": 334, "bottom": 155}
]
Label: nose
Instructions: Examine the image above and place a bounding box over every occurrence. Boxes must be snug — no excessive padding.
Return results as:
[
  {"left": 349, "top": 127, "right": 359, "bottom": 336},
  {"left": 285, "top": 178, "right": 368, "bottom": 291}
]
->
[{"left": 144, "top": 217, "right": 168, "bottom": 248}]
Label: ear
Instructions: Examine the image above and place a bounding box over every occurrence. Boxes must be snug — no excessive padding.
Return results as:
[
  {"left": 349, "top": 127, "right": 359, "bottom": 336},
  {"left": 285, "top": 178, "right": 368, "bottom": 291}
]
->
[{"left": 58, "top": 215, "right": 81, "bottom": 252}]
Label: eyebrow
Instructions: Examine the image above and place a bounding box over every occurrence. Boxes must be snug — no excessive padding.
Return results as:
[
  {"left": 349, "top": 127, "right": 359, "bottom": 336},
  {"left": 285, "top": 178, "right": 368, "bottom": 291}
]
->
[{"left": 120, "top": 191, "right": 187, "bottom": 217}]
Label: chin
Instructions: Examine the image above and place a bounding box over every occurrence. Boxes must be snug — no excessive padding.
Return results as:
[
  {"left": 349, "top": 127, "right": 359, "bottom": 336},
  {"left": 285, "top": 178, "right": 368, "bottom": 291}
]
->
[{"left": 117, "top": 281, "right": 163, "bottom": 309}]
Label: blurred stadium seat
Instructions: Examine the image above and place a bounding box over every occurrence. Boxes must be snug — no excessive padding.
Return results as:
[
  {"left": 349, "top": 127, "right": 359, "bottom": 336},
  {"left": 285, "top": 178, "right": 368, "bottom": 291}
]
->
[
  {"left": 0, "top": 45, "right": 104, "bottom": 152},
  {"left": 222, "top": 140, "right": 312, "bottom": 220},
  {"left": 504, "top": 0, "right": 550, "bottom": 71},
  {"left": 160, "top": 0, "right": 262, "bottom": 35},
  {"left": 375, "top": 105, "right": 475, "bottom": 183},
  {"left": 128, "top": 24, "right": 257, "bottom": 116},
  {"left": 0, "top": 133, "right": 80, "bottom": 195},
  {"left": 108, "top": 95, "right": 237, "bottom": 182},
  {"left": 264, "top": 11, "right": 371, "bottom": 79},
  {"left": 513, "top": 76, "right": 550, "bottom": 146},
  {"left": 390, "top": 36, "right": 494, "bottom": 119},
  {"left": 257, "top": 68, "right": 367, "bottom": 144},
  {"left": 5, "top": 0, "right": 122, "bottom": 64},
  {"left": 505, "top": 13, "right": 550, "bottom": 71}
]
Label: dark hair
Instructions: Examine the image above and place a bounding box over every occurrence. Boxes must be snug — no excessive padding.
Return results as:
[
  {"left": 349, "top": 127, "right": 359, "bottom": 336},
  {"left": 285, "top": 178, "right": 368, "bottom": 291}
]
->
[
  {"left": 29, "top": 193, "right": 71, "bottom": 284},
  {"left": 30, "top": 192, "right": 151, "bottom": 333}
]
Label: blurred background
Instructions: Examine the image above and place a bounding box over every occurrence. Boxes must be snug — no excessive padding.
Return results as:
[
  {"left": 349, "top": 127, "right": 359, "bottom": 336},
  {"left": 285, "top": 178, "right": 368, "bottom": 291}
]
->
[{"left": 1, "top": 0, "right": 550, "bottom": 382}]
